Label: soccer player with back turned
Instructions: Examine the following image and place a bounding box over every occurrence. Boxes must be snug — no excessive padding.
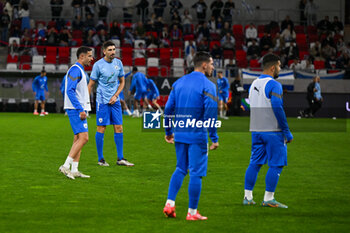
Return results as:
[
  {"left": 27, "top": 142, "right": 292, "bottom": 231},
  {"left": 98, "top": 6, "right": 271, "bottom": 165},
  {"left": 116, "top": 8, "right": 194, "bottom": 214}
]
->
[
  {"left": 163, "top": 52, "right": 219, "bottom": 220},
  {"left": 88, "top": 41, "right": 134, "bottom": 167},
  {"left": 32, "top": 69, "right": 49, "bottom": 116},
  {"left": 59, "top": 46, "right": 93, "bottom": 179},
  {"left": 243, "top": 54, "right": 293, "bottom": 208}
]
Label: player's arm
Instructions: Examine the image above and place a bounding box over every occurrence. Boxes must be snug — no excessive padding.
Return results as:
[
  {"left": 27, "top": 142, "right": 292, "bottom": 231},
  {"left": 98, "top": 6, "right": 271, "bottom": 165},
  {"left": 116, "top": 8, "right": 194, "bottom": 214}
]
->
[
  {"left": 164, "top": 87, "right": 176, "bottom": 143},
  {"left": 66, "top": 68, "right": 84, "bottom": 114},
  {"left": 32, "top": 77, "right": 37, "bottom": 94},
  {"left": 45, "top": 78, "right": 49, "bottom": 92},
  {"left": 88, "top": 62, "right": 99, "bottom": 95},
  {"left": 109, "top": 76, "right": 125, "bottom": 104},
  {"left": 124, "top": 71, "right": 132, "bottom": 78},
  {"left": 267, "top": 80, "right": 293, "bottom": 143},
  {"left": 203, "top": 82, "right": 219, "bottom": 150}
]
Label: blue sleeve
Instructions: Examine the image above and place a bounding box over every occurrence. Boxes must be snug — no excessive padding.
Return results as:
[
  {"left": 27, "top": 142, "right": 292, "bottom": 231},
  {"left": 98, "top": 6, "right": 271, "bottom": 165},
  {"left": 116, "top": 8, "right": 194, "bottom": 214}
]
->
[
  {"left": 124, "top": 71, "right": 132, "bottom": 78},
  {"left": 164, "top": 87, "right": 176, "bottom": 136},
  {"left": 66, "top": 67, "right": 84, "bottom": 112},
  {"left": 44, "top": 77, "right": 48, "bottom": 92},
  {"left": 265, "top": 80, "right": 293, "bottom": 141},
  {"left": 204, "top": 82, "right": 219, "bottom": 143},
  {"left": 32, "top": 77, "right": 38, "bottom": 92},
  {"left": 224, "top": 78, "right": 229, "bottom": 91},
  {"left": 90, "top": 62, "right": 99, "bottom": 81}
]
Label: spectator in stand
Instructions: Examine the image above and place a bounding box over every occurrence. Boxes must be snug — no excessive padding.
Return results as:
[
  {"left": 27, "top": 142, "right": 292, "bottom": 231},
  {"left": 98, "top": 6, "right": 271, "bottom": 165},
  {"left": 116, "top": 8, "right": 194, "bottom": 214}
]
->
[
  {"left": 220, "top": 32, "right": 235, "bottom": 50},
  {"left": 169, "top": 0, "right": 182, "bottom": 15},
  {"left": 159, "top": 26, "right": 170, "bottom": 47},
  {"left": 321, "top": 43, "right": 336, "bottom": 60},
  {"left": 226, "top": 58, "right": 236, "bottom": 77},
  {"left": 220, "top": 21, "right": 232, "bottom": 37},
  {"left": 97, "top": 0, "right": 110, "bottom": 22},
  {"left": 146, "top": 34, "right": 159, "bottom": 49},
  {"left": 210, "top": 0, "right": 223, "bottom": 20},
  {"left": 123, "top": 0, "right": 135, "bottom": 22},
  {"left": 310, "top": 41, "right": 323, "bottom": 60},
  {"left": 181, "top": 9, "right": 192, "bottom": 35},
  {"left": 124, "top": 27, "right": 135, "bottom": 45},
  {"left": 196, "top": 22, "right": 210, "bottom": 42},
  {"left": 210, "top": 43, "right": 222, "bottom": 59},
  {"left": 84, "top": 13, "right": 95, "bottom": 30},
  {"left": 1, "top": 9, "right": 10, "bottom": 45},
  {"left": 10, "top": 25, "right": 21, "bottom": 38},
  {"left": 197, "top": 39, "right": 209, "bottom": 52},
  {"left": 185, "top": 40, "right": 196, "bottom": 56},
  {"left": 135, "top": 42, "right": 146, "bottom": 58},
  {"left": 284, "top": 41, "right": 299, "bottom": 62},
  {"left": 109, "top": 20, "right": 121, "bottom": 39},
  {"left": 170, "top": 24, "right": 182, "bottom": 41},
  {"left": 304, "top": 0, "right": 317, "bottom": 26},
  {"left": 280, "top": 24, "right": 296, "bottom": 42},
  {"left": 136, "top": 0, "right": 149, "bottom": 23},
  {"left": 281, "top": 15, "right": 294, "bottom": 32},
  {"left": 50, "top": 0, "right": 64, "bottom": 21},
  {"left": 153, "top": 0, "right": 167, "bottom": 18},
  {"left": 192, "top": 0, "right": 207, "bottom": 24},
  {"left": 9, "top": 39, "right": 19, "bottom": 56},
  {"left": 18, "top": 1, "right": 30, "bottom": 30},
  {"left": 83, "top": 28, "right": 94, "bottom": 46},
  {"left": 95, "top": 19, "right": 106, "bottom": 31},
  {"left": 317, "top": 16, "right": 332, "bottom": 35},
  {"left": 59, "top": 27, "right": 73, "bottom": 46},
  {"left": 245, "top": 23, "right": 257, "bottom": 42},
  {"left": 84, "top": 0, "right": 96, "bottom": 17},
  {"left": 46, "top": 27, "right": 59, "bottom": 46},
  {"left": 322, "top": 32, "right": 335, "bottom": 48},
  {"left": 336, "top": 52, "right": 350, "bottom": 69},
  {"left": 71, "top": 0, "right": 83, "bottom": 19},
  {"left": 4, "top": 1, "right": 13, "bottom": 21},
  {"left": 135, "top": 21, "right": 146, "bottom": 39},
  {"left": 145, "top": 19, "right": 155, "bottom": 32},
  {"left": 259, "top": 32, "right": 273, "bottom": 51},
  {"left": 223, "top": 0, "right": 234, "bottom": 24},
  {"left": 216, "top": 16, "right": 223, "bottom": 34},
  {"left": 97, "top": 28, "right": 107, "bottom": 45},
  {"left": 185, "top": 46, "right": 195, "bottom": 69},
  {"left": 170, "top": 11, "right": 182, "bottom": 30},
  {"left": 339, "top": 42, "right": 350, "bottom": 57},
  {"left": 72, "top": 15, "right": 84, "bottom": 30},
  {"left": 230, "top": 75, "right": 242, "bottom": 115},
  {"left": 11, "top": 0, "right": 19, "bottom": 19},
  {"left": 154, "top": 16, "right": 164, "bottom": 33},
  {"left": 247, "top": 39, "right": 260, "bottom": 60},
  {"left": 149, "top": 12, "right": 156, "bottom": 23},
  {"left": 20, "top": 29, "right": 33, "bottom": 55},
  {"left": 299, "top": 0, "right": 307, "bottom": 25},
  {"left": 331, "top": 16, "right": 344, "bottom": 35},
  {"left": 289, "top": 58, "right": 302, "bottom": 70},
  {"left": 301, "top": 57, "right": 315, "bottom": 71},
  {"left": 208, "top": 16, "right": 217, "bottom": 33},
  {"left": 273, "top": 32, "right": 285, "bottom": 52}
]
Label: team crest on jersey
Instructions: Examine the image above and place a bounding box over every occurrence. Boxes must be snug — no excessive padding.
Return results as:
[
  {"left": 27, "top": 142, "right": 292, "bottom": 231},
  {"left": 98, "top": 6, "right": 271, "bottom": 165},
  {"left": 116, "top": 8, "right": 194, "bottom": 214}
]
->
[
  {"left": 83, "top": 123, "right": 88, "bottom": 129},
  {"left": 99, "top": 118, "right": 103, "bottom": 123},
  {"left": 115, "top": 65, "right": 119, "bottom": 70}
]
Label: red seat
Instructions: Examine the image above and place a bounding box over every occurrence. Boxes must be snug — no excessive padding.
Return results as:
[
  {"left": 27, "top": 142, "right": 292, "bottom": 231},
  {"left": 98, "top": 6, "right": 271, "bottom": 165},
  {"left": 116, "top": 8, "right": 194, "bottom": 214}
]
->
[
  {"left": 288, "top": 60, "right": 294, "bottom": 67},
  {"left": 58, "top": 57, "right": 69, "bottom": 64},
  {"left": 147, "top": 67, "right": 159, "bottom": 77},
  {"left": 257, "top": 25, "right": 265, "bottom": 33},
  {"left": 209, "top": 41, "right": 221, "bottom": 50},
  {"left": 123, "top": 57, "right": 133, "bottom": 66},
  {"left": 294, "top": 25, "right": 305, "bottom": 34},
  {"left": 232, "top": 24, "right": 243, "bottom": 35},
  {"left": 146, "top": 31, "right": 158, "bottom": 38},
  {"left": 172, "top": 47, "right": 183, "bottom": 58},
  {"left": 146, "top": 48, "right": 158, "bottom": 58},
  {"left": 249, "top": 59, "right": 260, "bottom": 68},
  {"left": 314, "top": 60, "right": 325, "bottom": 69},
  {"left": 172, "top": 41, "right": 184, "bottom": 48},
  {"left": 59, "top": 47, "right": 70, "bottom": 57},
  {"left": 20, "top": 55, "right": 31, "bottom": 63},
  {"left": 210, "top": 33, "right": 221, "bottom": 41},
  {"left": 72, "top": 30, "right": 83, "bottom": 39},
  {"left": 296, "top": 34, "right": 307, "bottom": 45},
  {"left": 47, "top": 21, "right": 56, "bottom": 29},
  {"left": 20, "top": 63, "right": 31, "bottom": 70},
  {"left": 72, "top": 39, "right": 83, "bottom": 46},
  {"left": 308, "top": 34, "right": 318, "bottom": 43},
  {"left": 7, "top": 55, "right": 18, "bottom": 63},
  {"left": 122, "top": 47, "right": 133, "bottom": 58},
  {"left": 160, "top": 67, "right": 168, "bottom": 77},
  {"left": 236, "top": 50, "right": 246, "bottom": 60},
  {"left": 307, "top": 26, "right": 317, "bottom": 34},
  {"left": 183, "top": 34, "right": 195, "bottom": 41},
  {"left": 159, "top": 48, "right": 171, "bottom": 58},
  {"left": 223, "top": 50, "right": 234, "bottom": 59},
  {"left": 299, "top": 51, "right": 309, "bottom": 60},
  {"left": 46, "top": 46, "right": 57, "bottom": 57},
  {"left": 46, "top": 55, "right": 56, "bottom": 64},
  {"left": 134, "top": 58, "right": 146, "bottom": 66}
]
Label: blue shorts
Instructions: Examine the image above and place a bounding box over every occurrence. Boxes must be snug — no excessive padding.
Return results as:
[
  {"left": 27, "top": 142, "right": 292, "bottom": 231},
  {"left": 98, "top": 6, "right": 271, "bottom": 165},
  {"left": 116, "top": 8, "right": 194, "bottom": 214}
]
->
[
  {"left": 218, "top": 93, "right": 229, "bottom": 103},
  {"left": 134, "top": 91, "right": 147, "bottom": 101},
  {"left": 96, "top": 101, "right": 123, "bottom": 126},
  {"left": 147, "top": 92, "right": 158, "bottom": 101},
  {"left": 67, "top": 109, "right": 88, "bottom": 135},
  {"left": 119, "top": 91, "right": 124, "bottom": 101},
  {"left": 175, "top": 142, "right": 208, "bottom": 177},
  {"left": 250, "top": 132, "right": 287, "bottom": 167},
  {"left": 35, "top": 91, "right": 45, "bottom": 101}
]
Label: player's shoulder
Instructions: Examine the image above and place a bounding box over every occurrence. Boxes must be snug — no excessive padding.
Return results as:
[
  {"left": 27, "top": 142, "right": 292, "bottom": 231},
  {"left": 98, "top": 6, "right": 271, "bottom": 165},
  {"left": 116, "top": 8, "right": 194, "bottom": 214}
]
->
[{"left": 68, "top": 65, "right": 83, "bottom": 76}]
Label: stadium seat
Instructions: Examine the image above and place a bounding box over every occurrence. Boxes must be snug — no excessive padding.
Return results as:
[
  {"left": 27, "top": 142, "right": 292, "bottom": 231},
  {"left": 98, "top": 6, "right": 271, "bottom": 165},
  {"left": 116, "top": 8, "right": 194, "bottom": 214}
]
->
[
  {"left": 20, "top": 55, "right": 31, "bottom": 63},
  {"left": 47, "top": 21, "right": 56, "bottom": 29},
  {"left": 46, "top": 47, "right": 57, "bottom": 57},
  {"left": 138, "top": 66, "right": 146, "bottom": 74},
  {"left": 146, "top": 31, "right": 158, "bottom": 38},
  {"left": 58, "top": 47, "right": 70, "bottom": 57},
  {"left": 134, "top": 58, "right": 146, "bottom": 66},
  {"left": 9, "top": 37, "right": 20, "bottom": 45},
  {"left": 6, "top": 63, "right": 17, "bottom": 70},
  {"left": 123, "top": 56, "right": 133, "bottom": 66},
  {"left": 257, "top": 25, "right": 265, "bottom": 33},
  {"left": 224, "top": 58, "right": 236, "bottom": 67},
  {"left": 173, "top": 67, "right": 185, "bottom": 77},
  {"left": 296, "top": 34, "right": 307, "bottom": 45},
  {"left": 32, "top": 64, "right": 43, "bottom": 71},
  {"left": 134, "top": 39, "right": 146, "bottom": 48},
  {"left": 209, "top": 41, "right": 221, "bottom": 50},
  {"left": 299, "top": 51, "right": 309, "bottom": 60},
  {"left": 147, "top": 67, "right": 159, "bottom": 77},
  {"left": 308, "top": 34, "right": 318, "bottom": 43},
  {"left": 146, "top": 48, "right": 158, "bottom": 58},
  {"left": 210, "top": 33, "right": 221, "bottom": 41},
  {"left": 111, "top": 39, "right": 120, "bottom": 47},
  {"left": 294, "top": 25, "right": 305, "bottom": 34},
  {"left": 223, "top": 50, "right": 234, "bottom": 59},
  {"left": 44, "top": 64, "right": 56, "bottom": 72},
  {"left": 32, "top": 55, "right": 44, "bottom": 64},
  {"left": 236, "top": 50, "right": 247, "bottom": 60},
  {"left": 160, "top": 67, "right": 169, "bottom": 77},
  {"left": 58, "top": 57, "right": 69, "bottom": 64},
  {"left": 58, "top": 64, "right": 69, "bottom": 71},
  {"left": 249, "top": 59, "right": 260, "bottom": 68},
  {"left": 46, "top": 55, "right": 57, "bottom": 64},
  {"left": 172, "top": 47, "right": 183, "bottom": 58},
  {"left": 20, "top": 63, "right": 31, "bottom": 70},
  {"left": 173, "top": 58, "right": 184, "bottom": 67},
  {"left": 147, "top": 58, "right": 159, "bottom": 67},
  {"left": 307, "top": 25, "right": 317, "bottom": 34},
  {"left": 122, "top": 47, "right": 133, "bottom": 58},
  {"left": 288, "top": 60, "right": 294, "bottom": 67},
  {"left": 314, "top": 60, "right": 325, "bottom": 69},
  {"left": 172, "top": 41, "right": 183, "bottom": 48},
  {"left": 183, "top": 34, "right": 195, "bottom": 41},
  {"left": 232, "top": 24, "right": 243, "bottom": 35},
  {"left": 7, "top": 55, "right": 18, "bottom": 63},
  {"left": 72, "top": 30, "right": 83, "bottom": 39}
]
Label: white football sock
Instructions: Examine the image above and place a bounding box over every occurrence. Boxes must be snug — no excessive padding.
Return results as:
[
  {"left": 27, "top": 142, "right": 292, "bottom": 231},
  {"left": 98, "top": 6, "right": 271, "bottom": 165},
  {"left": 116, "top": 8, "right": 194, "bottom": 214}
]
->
[
  {"left": 63, "top": 156, "right": 73, "bottom": 169},
  {"left": 188, "top": 208, "right": 197, "bottom": 215},
  {"left": 264, "top": 191, "right": 274, "bottom": 202},
  {"left": 244, "top": 189, "right": 253, "bottom": 200},
  {"left": 166, "top": 199, "right": 175, "bottom": 207},
  {"left": 126, "top": 109, "right": 132, "bottom": 116},
  {"left": 41, "top": 109, "right": 45, "bottom": 113},
  {"left": 223, "top": 110, "right": 227, "bottom": 116},
  {"left": 220, "top": 110, "right": 223, "bottom": 117},
  {"left": 71, "top": 162, "right": 79, "bottom": 173}
]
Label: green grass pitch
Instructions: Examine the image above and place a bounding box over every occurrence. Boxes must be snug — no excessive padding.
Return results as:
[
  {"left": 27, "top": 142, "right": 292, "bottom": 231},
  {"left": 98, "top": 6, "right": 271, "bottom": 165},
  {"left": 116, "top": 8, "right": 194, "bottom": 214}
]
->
[{"left": 0, "top": 113, "right": 349, "bottom": 233}]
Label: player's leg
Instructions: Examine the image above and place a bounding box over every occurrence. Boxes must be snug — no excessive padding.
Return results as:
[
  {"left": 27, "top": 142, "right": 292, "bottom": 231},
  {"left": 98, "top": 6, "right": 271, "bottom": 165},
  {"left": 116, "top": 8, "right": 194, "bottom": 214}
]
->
[
  {"left": 218, "top": 97, "right": 223, "bottom": 117},
  {"left": 244, "top": 133, "right": 266, "bottom": 204},
  {"left": 120, "top": 99, "right": 132, "bottom": 116},
  {"left": 261, "top": 132, "right": 288, "bottom": 208},
  {"left": 164, "top": 142, "right": 189, "bottom": 218},
  {"left": 70, "top": 132, "right": 90, "bottom": 178},
  {"left": 40, "top": 100, "right": 46, "bottom": 116},
  {"left": 186, "top": 143, "right": 208, "bottom": 220},
  {"left": 133, "top": 93, "right": 141, "bottom": 117},
  {"left": 152, "top": 99, "right": 163, "bottom": 114},
  {"left": 34, "top": 100, "right": 39, "bottom": 115},
  {"left": 96, "top": 103, "right": 109, "bottom": 166}
]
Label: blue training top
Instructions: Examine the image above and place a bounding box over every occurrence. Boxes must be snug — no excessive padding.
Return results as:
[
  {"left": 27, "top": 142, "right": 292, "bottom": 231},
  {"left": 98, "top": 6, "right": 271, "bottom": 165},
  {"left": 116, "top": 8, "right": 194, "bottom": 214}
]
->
[
  {"left": 32, "top": 75, "right": 48, "bottom": 92},
  {"left": 129, "top": 72, "right": 148, "bottom": 93},
  {"left": 217, "top": 76, "right": 229, "bottom": 94},
  {"left": 147, "top": 79, "right": 160, "bottom": 97}
]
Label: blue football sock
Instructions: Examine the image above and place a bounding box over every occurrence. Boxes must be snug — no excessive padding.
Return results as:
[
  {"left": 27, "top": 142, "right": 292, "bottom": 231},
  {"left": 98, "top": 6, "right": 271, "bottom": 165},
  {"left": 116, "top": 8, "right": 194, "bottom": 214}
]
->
[
  {"left": 95, "top": 132, "right": 104, "bottom": 161},
  {"left": 265, "top": 166, "right": 283, "bottom": 192},
  {"left": 244, "top": 164, "right": 262, "bottom": 190},
  {"left": 167, "top": 168, "right": 186, "bottom": 201},
  {"left": 114, "top": 132, "right": 124, "bottom": 160},
  {"left": 188, "top": 176, "right": 202, "bottom": 209}
]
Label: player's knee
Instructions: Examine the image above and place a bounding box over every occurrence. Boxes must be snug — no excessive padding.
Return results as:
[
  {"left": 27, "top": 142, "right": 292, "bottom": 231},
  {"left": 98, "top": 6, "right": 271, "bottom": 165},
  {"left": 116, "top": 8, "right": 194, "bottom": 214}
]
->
[
  {"left": 79, "top": 133, "right": 89, "bottom": 144},
  {"left": 270, "top": 166, "right": 283, "bottom": 174},
  {"left": 175, "top": 167, "right": 187, "bottom": 176},
  {"left": 114, "top": 125, "right": 123, "bottom": 133},
  {"left": 97, "top": 126, "right": 106, "bottom": 133}
]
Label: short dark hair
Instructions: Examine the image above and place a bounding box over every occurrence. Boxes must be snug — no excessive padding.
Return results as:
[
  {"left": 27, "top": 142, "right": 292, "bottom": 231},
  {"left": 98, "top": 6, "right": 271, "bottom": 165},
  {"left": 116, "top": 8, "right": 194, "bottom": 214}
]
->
[
  {"left": 132, "top": 67, "right": 138, "bottom": 72},
  {"left": 193, "top": 52, "right": 212, "bottom": 68},
  {"left": 262, "top": 53, "right": 280, "bottom": 70},
  {"left": 217, "top": 70, "right": 223, "bottom": 73},
  {"left": 102, "top": 40, "right": 116, "bottom": 50},
  {"left": 76, "top": 46, "right": 92, "bottom": 59}
]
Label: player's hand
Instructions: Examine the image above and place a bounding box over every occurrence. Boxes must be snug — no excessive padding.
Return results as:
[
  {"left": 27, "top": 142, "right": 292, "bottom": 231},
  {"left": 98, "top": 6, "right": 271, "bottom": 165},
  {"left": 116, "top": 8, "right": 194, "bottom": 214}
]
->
[
  {"left": 210, "top": 142, "right": 219, "bottom": 150},
  {"left": 33, "top": 92, "right": 36, "bottom": 96},
  {"left": 109, "top": 95, "right": 117, "bottom": 105},
  {"left": 80, "top": 111, "right": 87, "bottom": 120},
  {"left": 164, "top": 135, "right": 174, "bottom": 144},
  {"left": 286, "top": 139, "right": 293, "bottom": 143}
]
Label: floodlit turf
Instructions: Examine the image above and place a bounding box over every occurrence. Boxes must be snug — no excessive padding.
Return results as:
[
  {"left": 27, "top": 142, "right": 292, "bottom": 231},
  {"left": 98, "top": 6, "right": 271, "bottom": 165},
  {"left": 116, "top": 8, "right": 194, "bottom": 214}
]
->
[{"left": 0, "top": 113, "right": 349, "bottom": 233}]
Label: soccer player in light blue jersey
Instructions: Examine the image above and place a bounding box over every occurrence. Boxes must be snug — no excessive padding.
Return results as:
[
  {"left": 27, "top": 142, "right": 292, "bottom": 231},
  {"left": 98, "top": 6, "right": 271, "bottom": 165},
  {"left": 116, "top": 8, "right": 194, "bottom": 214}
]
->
[
  {"left": 146, "top": 78, "right": 163, "bottom": 113},
  {"left": 163, "top": 52, "right": 219, "bottom": 221},
  {"left": 32, "top": 69, "right": 48, "bottom": 116},
  {"left": 88, "top": 41, "right": 134, "bottom": 167},
  {"left": 128, "top": 67, "right": 148, "bottom": 117},
  {"left": 216, "top": 70, "right": 229, "bottom": 119},
  {"left": 59, "top": 46, "right": 93, "bottom": 179},
  {"left": 243, "top": 54, "right": 293, "bottom": 208}
]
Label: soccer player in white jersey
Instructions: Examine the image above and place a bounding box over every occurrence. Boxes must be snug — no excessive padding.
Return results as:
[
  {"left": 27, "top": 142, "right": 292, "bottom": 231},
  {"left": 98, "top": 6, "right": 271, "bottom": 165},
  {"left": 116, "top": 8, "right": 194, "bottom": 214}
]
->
[
  {"left": 88, "top": 41, "right": 134, "bottom": 167},
  {"left": 59, "top": 46, "right": 93, "bottom": 179},
  {"left": 243, "top": 54, "right": 293, "bottom": 208}
]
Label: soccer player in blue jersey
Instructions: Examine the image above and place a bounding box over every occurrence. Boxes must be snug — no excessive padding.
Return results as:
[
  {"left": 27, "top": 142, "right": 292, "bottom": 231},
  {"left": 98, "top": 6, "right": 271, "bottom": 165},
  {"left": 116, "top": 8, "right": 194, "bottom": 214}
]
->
[
  {"left": 163, "top": 52, "right": 219, "bottom": 221},
  {"left": 243, "top": 54, "right": 293, "bottom": 208},
  {"left": 59, "top": 46, "right": 93, "bottom": 179},
  {"left": 217, "top": 70, "right": 229, "bottom": 119},
  {"left": 128, "top": 67, "right": 148, "bottom": 117},
  {"left": 32, "top": 69, "right": 49, "bottom": 116},
  {"left": 146, "top": 78, "right": 163, "bottom": 113},
  {"left": 88, "top": 41, "right": 134, "bottom": 167}
]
